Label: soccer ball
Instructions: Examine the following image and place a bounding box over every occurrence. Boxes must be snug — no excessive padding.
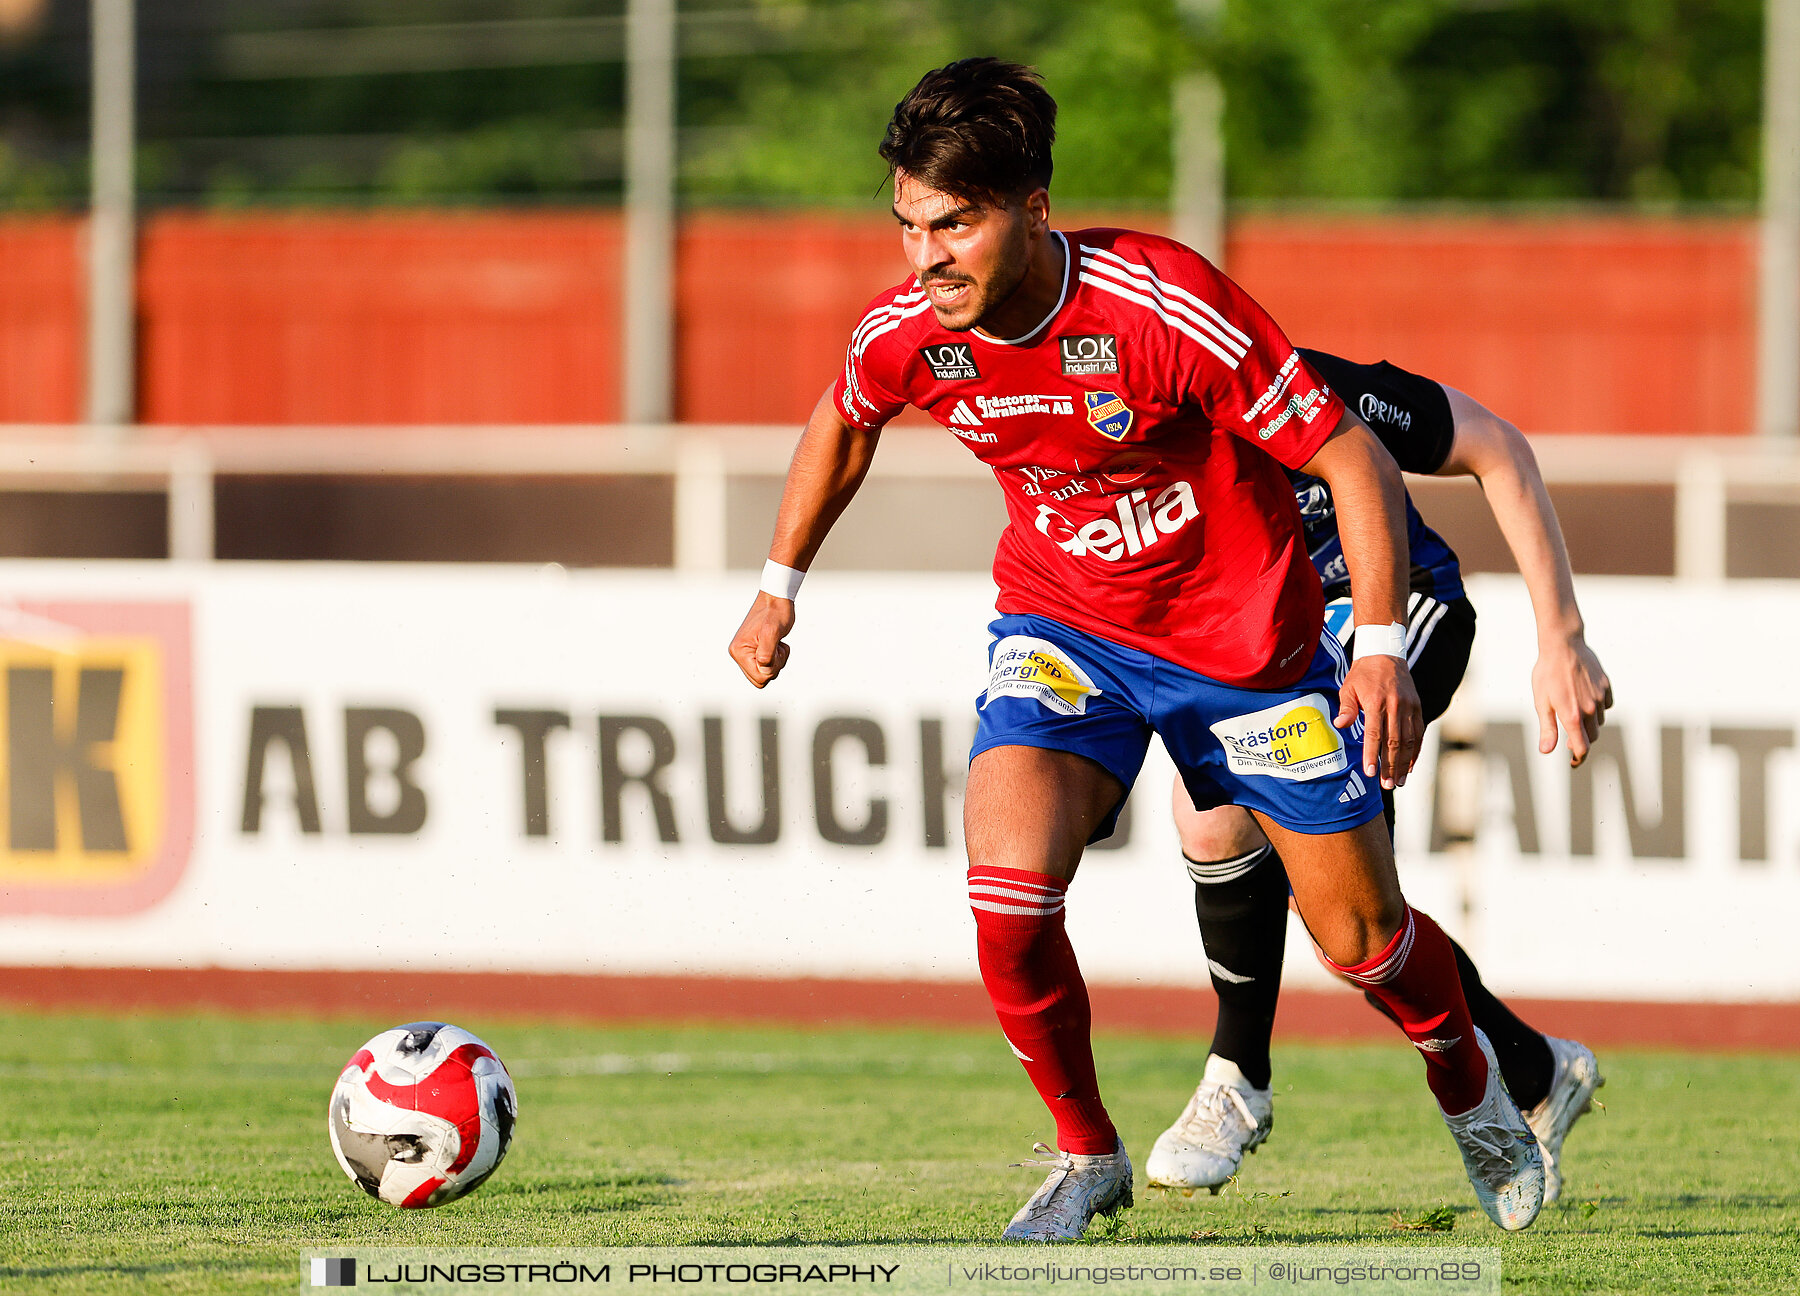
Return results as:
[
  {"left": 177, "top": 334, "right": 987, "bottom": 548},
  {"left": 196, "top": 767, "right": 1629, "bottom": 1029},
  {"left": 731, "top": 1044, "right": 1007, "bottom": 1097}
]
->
[{"left": 328, "top": 1021, "right": 517, "bottom": 1208}]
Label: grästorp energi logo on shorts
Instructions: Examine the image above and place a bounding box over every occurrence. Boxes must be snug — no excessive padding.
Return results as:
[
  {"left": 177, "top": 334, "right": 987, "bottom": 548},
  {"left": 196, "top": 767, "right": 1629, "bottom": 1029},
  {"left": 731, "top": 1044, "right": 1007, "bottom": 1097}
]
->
[
  {"left": 1209, "top": 692, "right": 1348, "bottom": 781},
  {"left": 982, "top": 636, "right": 1102, "bottom": 716},
  {"left": 1084, "top": 391, "right": 1134, "bottom": 440}
]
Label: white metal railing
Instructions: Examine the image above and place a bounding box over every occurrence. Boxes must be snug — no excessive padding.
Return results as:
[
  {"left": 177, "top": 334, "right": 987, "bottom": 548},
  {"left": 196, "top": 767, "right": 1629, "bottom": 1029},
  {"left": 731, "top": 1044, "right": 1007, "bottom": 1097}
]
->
[{"left": 0, "top": 426, "right": 1794, "bottom": 576}]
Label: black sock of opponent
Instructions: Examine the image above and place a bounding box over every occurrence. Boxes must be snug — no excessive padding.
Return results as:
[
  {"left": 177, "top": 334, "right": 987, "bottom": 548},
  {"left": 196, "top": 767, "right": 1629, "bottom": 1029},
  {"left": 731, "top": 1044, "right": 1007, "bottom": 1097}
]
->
[
  {"left": 1189, "top": 844, "right": 1290, "bottom": 1091},
  {"left": 1450, "top": 936, "right": 1553, "bottom": 1110},
  {"left": 1362, "top": 935, "right": 1554, "bottom": 1108}
]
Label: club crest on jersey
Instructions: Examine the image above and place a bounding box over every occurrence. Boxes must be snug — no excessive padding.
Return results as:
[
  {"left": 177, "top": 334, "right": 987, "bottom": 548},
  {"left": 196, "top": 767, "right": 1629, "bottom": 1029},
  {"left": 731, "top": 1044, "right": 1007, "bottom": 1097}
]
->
[{"left": 1084, "top": 391, "right": 1134, "bottom": 440}]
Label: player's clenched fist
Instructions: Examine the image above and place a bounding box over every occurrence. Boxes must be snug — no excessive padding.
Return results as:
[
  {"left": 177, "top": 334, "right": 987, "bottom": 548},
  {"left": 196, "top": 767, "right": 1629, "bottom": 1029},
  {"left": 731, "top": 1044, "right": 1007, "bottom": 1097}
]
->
[
  {"left": 1335, "top": 655, "right": 1423, "bottom": 790},
  {"left": 728, "top": 594, "right": 795, "bottom": 688}
]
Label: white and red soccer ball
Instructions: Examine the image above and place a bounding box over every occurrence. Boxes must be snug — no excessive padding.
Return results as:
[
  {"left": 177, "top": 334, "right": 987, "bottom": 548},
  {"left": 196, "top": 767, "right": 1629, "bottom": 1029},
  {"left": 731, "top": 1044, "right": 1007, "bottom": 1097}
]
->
[{"left": 328, "top": 1022, "right": 517, "bottom": 1208}]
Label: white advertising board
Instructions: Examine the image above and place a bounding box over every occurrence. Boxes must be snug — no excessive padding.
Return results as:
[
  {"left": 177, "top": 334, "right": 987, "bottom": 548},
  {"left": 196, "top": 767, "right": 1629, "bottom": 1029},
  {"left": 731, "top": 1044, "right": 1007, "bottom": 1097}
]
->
[{"left": 0, "top": 563, "right": 1794, "bottom": 1002}]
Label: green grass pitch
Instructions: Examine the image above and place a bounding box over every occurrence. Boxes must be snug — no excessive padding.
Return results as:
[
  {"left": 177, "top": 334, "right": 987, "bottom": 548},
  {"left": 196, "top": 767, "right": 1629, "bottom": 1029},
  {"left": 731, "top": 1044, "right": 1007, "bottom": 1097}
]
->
[{"left": 1, "top": 1008, "right": 1796, "bottom": 1294}]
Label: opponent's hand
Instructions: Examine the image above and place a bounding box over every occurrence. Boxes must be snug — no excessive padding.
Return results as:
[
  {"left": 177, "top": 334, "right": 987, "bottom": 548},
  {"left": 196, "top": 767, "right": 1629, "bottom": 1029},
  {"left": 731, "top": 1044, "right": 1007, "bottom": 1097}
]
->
[
  {"left": 1335, "top": 655, "right": 1423, "bottom": 790},
  {"left": 728, "top": 593, "right": 795, "bottom": 688},
  {"left": 1532, "top": 633, "right": 1612, "bottom": 766}
]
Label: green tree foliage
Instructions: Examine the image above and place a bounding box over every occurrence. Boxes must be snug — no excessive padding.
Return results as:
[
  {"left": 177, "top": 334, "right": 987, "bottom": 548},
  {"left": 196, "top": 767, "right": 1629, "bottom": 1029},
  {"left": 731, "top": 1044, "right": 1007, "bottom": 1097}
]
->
[
  {"left": 0, "top": 0, "right": 1769, "bottom": 209},
  {"left": 1208, "top": 0, "right": 1763, "bottom": 204},
  {"left": 681, "top": 0, "right": 1185, "bottom": 204}
]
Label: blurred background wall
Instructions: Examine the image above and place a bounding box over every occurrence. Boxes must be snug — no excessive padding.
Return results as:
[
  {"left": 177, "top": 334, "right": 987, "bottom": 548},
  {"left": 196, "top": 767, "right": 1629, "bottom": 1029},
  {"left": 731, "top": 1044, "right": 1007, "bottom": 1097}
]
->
[
  {"left": 0, "top": 210, "right": 1762, "bottom": 431},
  {"left": 3, "top": 1, "right": 1800, "bottom": 1019},
  {"left": 0, "top": 0, "right": 1794, "bottom": 573}
]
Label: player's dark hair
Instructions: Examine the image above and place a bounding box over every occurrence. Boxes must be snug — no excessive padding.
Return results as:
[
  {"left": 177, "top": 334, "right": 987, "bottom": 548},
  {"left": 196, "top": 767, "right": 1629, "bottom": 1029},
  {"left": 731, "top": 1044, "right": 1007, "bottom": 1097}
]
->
[{"left": 879, "top": 58, "right": 1056, "bottom": 207}]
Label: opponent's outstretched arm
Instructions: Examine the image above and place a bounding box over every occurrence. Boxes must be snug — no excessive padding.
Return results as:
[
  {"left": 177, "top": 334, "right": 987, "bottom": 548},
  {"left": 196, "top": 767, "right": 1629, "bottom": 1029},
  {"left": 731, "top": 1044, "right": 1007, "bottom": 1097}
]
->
[
  {"left": 1434, "top": 388, "right": 1612, "bottom": 765},
  {"left": 1299, "top": 409, "right": 1423, "bottom": 789},
  {"left": 727, "top": 388, "right": 882, "bottom": 688}
]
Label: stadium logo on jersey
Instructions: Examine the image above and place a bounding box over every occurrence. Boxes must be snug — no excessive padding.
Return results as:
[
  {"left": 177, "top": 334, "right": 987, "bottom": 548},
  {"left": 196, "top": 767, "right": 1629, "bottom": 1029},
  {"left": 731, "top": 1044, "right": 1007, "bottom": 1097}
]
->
[
  {"left": 943, "top": 399, "right": 997, "bottom": 444},
  {"left": 1359, "top": 392, "right": 1413, "bottom": 432},
  {"left": 1084, "top": 391, "right": 1134, "bottom": 440},
  {"left": 982, "top": 636, "right": 1102, "bottom": 716},
  {"left": 1059, "top": 334, "right": 1119, "bottom": 375},
  {"left": 0, "top": 600, "right": 195, "bottom": 916},
  {"left": 1033, "top": 481, "right": 1199, "bottom": 562},
  {"left": 920, "top": 343, "right": 980, "bottom": 381},
  {"left": 1210, "top": 693, "right": 1348, "bottom": 781}
]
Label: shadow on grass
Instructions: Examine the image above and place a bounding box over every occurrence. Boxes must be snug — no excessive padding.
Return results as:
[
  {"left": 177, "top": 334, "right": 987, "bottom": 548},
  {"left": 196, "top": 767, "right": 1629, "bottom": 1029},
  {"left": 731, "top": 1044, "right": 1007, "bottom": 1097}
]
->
[
  {"left": 1634, "top": 1193, "right": 1799, "bottom": 1210},
  {"left": 501, "top": 1173, "right": 684, "bottom": 1194},
  {"left": 0, "top": 1261, "right": 251, "bottom": 1280},
  {"left": 484, "top": 1174, "right": 684, "bottom": 1215}
]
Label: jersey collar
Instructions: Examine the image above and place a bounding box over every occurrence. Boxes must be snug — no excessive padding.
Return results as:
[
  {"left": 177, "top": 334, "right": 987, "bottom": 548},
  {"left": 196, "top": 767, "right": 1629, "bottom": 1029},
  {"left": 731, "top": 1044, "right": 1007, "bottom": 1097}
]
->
[{"left": 972, "top": 231, "right": 1070, "bottom": 347}]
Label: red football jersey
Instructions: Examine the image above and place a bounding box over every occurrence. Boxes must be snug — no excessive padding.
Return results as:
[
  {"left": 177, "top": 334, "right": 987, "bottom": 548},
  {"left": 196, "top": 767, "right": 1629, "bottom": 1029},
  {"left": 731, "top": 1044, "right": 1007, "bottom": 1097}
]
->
[{"left": 832, "top": 228, "right": 1345, "bottom": 688}]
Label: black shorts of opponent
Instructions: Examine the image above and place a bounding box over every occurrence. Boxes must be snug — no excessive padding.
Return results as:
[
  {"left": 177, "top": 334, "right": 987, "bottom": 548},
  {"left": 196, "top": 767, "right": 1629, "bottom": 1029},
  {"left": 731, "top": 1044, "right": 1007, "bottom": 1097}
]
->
[{"left": 1350, "top": 592, "right": 1476, "bottom": 835}]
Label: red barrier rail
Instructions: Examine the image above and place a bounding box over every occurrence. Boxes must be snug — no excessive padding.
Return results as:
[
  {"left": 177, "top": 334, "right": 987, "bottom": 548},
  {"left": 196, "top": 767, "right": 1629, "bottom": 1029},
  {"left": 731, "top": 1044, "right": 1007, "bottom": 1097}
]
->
[
  {"left": 0, "top": 210, "right": 1766, "bottom": 434},
  {"left": 0, "top": 217, "right": 84, "bottom": 424},
  {"left": 1229, "top": 215, "right": 1755, "bottom": 436}
]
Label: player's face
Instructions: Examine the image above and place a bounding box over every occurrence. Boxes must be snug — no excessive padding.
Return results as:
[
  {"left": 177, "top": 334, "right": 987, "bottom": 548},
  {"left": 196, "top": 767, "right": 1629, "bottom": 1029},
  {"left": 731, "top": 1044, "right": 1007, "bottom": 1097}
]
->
[{"left": 893, "top": 172, "right": 1037, "bottom": 333}]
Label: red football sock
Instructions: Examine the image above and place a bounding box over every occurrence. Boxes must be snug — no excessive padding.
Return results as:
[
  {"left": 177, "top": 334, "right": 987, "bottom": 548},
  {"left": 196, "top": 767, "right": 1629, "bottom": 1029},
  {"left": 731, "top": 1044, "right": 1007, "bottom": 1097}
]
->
[
  {"left": 968, "top": 866, "right": 1117, "bottom": 1154},
  {"left": 1324, "top": 906, "right": 1489, "bottom": 1115}
]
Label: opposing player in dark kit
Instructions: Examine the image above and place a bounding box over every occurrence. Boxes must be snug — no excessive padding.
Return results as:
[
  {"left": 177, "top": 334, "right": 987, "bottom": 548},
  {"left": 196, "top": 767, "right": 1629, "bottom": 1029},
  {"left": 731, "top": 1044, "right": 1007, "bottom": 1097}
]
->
[
  {"left": 1147, "top": 354, "right": 1611, "bottom": 1206},
  {"left": 729, "top": 59, "right": 1544, "bottom": 1239}
]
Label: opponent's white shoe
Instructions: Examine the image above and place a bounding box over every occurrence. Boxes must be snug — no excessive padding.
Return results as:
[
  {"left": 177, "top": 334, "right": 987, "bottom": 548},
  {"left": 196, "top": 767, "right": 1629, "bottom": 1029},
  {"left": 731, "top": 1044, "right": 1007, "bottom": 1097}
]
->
[
  {"left": 1524, "top": 1035, "right": 1604, "bottom": 1206},
  {"left": 1002, "top": 1139, "right": 1133, "bottom": 1242},
  {"left": 1145, "top": 1055, "right": 1274, "bottom": 1194},
  {"left": 1443, "top": 1030, "right": 1545, "bottom": 1231}
]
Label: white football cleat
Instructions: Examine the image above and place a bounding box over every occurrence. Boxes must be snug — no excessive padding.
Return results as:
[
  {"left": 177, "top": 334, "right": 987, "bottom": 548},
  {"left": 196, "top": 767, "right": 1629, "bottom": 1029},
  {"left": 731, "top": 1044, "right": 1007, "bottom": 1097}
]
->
[
  {"left": 1002, "top": 1138, "right": 1133, "bottom": 1242},
  {"left": 1524, "top": 1035, "right": 1604, "bottom": 1205},
  {"left": 1442, "top": 1030, "right": 1545, "bottom": 1231},
  {"left": 1145, "top": 1055, "right": 1274, "bottom": 1194}
]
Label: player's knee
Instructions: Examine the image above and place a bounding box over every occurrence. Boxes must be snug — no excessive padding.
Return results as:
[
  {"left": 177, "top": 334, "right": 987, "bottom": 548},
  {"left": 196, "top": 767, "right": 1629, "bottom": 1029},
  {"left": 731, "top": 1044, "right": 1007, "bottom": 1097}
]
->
[
  {"left": 1316, "top": 896, "right": 1408, "bottom": 970},
  {"left": 1172, "top": 785, "right": 1264, "bottom": 861}
]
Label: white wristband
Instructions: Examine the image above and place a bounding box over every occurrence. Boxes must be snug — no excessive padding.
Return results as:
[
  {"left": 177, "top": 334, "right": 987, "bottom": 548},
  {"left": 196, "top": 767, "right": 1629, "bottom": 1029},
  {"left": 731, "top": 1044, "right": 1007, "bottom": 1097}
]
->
[
  {"left": 1353, "top": 622, "right": 1407, "bottom": 661},
  {"left": 759, "top": 560, "right": 805, "bottom": 601}
]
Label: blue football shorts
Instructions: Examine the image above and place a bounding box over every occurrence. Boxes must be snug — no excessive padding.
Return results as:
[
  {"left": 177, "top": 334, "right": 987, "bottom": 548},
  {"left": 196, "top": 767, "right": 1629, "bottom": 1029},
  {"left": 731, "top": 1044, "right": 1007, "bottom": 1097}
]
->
[{"left": 969, "top": 611, "right": 1387, "bottom": 841}]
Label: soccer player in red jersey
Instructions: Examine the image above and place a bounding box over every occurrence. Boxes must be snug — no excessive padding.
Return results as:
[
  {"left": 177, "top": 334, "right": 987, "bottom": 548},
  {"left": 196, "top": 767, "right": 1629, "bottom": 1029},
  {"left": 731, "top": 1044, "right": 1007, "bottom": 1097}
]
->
[
  {"left": 1148, "top": 353, "right": 1611, "bottom": 1205},
  {"left": 728, "top": 58, "right": 1544, "bottom": 1238}
]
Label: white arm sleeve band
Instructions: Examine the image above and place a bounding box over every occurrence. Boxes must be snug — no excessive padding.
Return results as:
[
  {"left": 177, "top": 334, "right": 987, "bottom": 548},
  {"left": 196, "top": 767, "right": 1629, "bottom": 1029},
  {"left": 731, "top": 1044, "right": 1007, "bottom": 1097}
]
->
[
  {"left": 1353, "top": 622, "right": 1407, "bottom": 661},
  {"left": 759, "top": 560, "right": 805, "bottom": 601}
]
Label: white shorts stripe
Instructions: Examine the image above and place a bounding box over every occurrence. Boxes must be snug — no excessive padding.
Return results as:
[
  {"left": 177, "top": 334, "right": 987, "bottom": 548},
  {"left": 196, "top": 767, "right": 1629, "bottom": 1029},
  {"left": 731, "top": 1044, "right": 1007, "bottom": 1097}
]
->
[
  {"left": 1321, "top": 624, "right": 1350, "bottom": 684},
  {"left": 1406, "top": 601, "right": 1450, "bottom": 668}
]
